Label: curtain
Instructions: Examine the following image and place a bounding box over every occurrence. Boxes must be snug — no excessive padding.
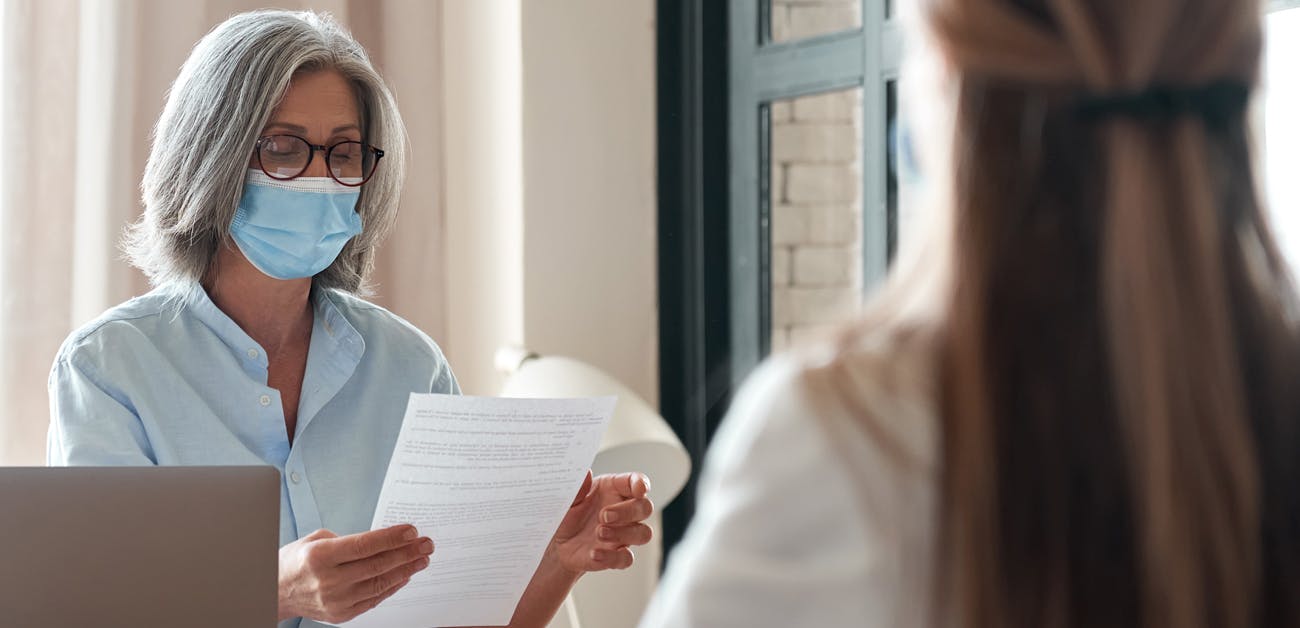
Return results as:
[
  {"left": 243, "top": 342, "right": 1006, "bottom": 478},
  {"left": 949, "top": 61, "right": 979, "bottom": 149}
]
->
[{"left": 0, "top": 0, "right": 447, "bottom": 465}]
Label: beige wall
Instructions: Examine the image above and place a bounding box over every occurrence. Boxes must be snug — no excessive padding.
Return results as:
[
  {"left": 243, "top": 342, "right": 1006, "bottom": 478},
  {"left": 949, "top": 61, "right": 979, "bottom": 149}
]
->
[
  {"left": 442, "top": 0, "right": 658, "bottom": 407},
  {"left": 520, "top": 1, "right": 659, "bottom": 406},
  {"left": 440, "top": 0, "right": 527, "bottom": 394},
  {"left": 363, "top": 0, "right": 451, "bottom": 350}
]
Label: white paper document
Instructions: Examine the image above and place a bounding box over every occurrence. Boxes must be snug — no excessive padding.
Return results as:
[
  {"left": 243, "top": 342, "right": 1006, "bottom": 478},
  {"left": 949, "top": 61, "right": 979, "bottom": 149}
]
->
[{"left": 340, "top": 393, "right": 616, "bottom": 628}]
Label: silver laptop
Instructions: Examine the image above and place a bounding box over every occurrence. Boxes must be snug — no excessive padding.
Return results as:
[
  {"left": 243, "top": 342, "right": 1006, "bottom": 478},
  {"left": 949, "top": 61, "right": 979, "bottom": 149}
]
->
[{"left": 0, "top": 466, "right": 279, "bottom": 627}]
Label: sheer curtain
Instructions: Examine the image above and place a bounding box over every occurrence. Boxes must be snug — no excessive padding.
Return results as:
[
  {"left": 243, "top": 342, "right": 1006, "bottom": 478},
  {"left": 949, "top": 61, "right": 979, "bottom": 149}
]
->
[{"left": 0, "top": 0, "right": 446, "bottom": 465}]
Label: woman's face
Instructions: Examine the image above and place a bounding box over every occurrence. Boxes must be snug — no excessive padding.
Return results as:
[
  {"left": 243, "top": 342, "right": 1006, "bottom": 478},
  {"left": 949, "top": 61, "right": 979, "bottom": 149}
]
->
[{"left": 252, "top": 69, "right": 362, "bottom": 176}]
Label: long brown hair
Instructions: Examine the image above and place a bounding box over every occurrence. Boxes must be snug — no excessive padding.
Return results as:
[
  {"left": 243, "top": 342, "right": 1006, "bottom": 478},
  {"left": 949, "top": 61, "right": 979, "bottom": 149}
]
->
[{"left": 817, "top": 0, "right": 1300, "bottom": 626}]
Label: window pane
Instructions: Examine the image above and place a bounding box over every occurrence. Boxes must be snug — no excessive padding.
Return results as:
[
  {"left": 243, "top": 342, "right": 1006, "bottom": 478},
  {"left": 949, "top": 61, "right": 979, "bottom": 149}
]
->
[
  {"left": 768, "top": 87, "right": 864, "bottom": 353},
  {"left": 1264, "top": 8, "right": 1300, "bottom": 269},
  {"left": 769, "top": 0, "right": 862, "bottom": 44}
]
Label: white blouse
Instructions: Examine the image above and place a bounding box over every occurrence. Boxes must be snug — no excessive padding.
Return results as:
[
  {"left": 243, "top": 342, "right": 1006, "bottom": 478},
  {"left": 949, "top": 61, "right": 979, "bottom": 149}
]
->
[{"left": 640, "top": 343, "right": 941, "bottom": 628}]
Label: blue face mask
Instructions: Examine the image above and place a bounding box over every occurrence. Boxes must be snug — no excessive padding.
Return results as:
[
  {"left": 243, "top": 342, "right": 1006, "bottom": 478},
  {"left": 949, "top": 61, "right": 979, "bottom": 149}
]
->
[{"left": 230, "top": 169, "right": 363, "bottom": 280}]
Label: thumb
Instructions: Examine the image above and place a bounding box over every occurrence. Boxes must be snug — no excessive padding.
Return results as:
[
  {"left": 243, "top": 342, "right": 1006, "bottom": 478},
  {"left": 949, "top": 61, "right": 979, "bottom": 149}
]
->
[{"left": 571, "top": 470, "right": 594, "bottom": 507}]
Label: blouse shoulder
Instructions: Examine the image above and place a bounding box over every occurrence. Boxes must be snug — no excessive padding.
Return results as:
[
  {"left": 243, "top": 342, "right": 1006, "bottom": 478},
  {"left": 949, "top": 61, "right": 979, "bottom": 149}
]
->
[
  {"left": 319, "top": 290, "right": 458, "bottom": 393},
  {"left": 52, "top": 288, "right": 184, "bottom": 370},
  {"left": 718, "top": 326, "right": 940, "bottom": 487},
  {"left": 642, "top": 327, "right": 940, "bottom": 628}
]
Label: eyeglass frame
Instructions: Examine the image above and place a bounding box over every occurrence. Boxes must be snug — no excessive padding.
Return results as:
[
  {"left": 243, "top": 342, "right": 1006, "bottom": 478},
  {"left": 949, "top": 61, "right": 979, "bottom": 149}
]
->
[{"left": 252, "top": 134, "right": 385, "bottom": 187}]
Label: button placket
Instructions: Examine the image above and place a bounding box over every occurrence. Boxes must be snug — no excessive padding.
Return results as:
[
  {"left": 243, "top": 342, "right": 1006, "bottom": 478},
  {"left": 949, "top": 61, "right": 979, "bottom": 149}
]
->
[{"left": 284, "top": 452, "right": 324, "bottom": 536}]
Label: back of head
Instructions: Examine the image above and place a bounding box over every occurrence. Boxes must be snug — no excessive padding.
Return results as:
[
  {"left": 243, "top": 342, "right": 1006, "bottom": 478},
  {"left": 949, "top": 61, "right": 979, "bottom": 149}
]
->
[{"left": 841, "top": 0, "right": 1300, "bottom": 626}]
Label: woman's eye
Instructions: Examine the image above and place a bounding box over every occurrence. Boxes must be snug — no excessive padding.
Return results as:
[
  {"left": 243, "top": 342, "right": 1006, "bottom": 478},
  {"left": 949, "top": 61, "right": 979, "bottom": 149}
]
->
[{"left": 264, "top": 149, "right": 302, "bottom": 161}]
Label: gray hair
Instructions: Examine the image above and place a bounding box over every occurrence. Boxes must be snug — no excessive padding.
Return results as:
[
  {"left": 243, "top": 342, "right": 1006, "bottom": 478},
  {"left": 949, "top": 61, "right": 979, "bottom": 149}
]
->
[{"left": 127, "top": 9, "right": 406, "bottom": 293}]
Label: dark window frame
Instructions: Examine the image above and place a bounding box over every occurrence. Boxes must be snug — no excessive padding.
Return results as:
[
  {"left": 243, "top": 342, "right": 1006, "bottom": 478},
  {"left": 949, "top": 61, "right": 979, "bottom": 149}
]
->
[
  {"left": 656, "top": 0, "right": 732, "bottom": 553},
  {"left": 657, "top": 0, "right": 900, "bottom": 553}
]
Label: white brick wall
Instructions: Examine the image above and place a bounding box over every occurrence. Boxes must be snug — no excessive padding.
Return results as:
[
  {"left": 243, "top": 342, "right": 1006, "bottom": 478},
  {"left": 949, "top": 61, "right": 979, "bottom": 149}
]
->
[
  {"left": 805, "top": 205, "right": 858, "bottom": 245},
  {"left": 793, "top": 90, "right": 856, "bottom": 122},
  {"left": 772, "top": 124, "right": 857, "bottom": 162},
  {"left": 771, "top": 246, "right": 791, "bottom": 287},
  {"left": 771, "top": 203, "right": 804, "bottom": 246},
  {"left": 787, "top": 164, "right": 858, "bottom": 204},
  {"left": 770, "top": 99, "right": 792, "bottom": 122},
  {"left": 771, "top": 0, "right": 861, "bottom": 42},
  {"left": 768, "top": 1, "right": 863, "bottom": 353},
  {"left": 788, "top": 5, "right": 860, "bottom": 40},
  {"left": 793, "top": 246, "right": 857, "bottom": 286},
  {"left": 772, "top": 286, "right": 860, "bottom": 326}
]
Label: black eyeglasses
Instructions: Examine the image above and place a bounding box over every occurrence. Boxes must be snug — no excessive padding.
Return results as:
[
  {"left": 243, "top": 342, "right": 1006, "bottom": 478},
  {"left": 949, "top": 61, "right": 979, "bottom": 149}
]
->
[{"left": 253, "top": 134, "right": 385, "bottom": 187}]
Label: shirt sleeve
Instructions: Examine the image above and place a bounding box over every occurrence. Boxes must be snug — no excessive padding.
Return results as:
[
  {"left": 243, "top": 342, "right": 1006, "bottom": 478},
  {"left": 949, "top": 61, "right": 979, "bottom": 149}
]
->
[
  {"left": 428, "top": 342, "right": 461, "bottom": 395},
  {"left": 436, "top": 365, "right": 461, "bottom": 396},
  {"left": 638, "top": 358, "right": 903, "bottom": 628},
  {"left": 47, "top": 353, "right": 156, "bottom": 466}
]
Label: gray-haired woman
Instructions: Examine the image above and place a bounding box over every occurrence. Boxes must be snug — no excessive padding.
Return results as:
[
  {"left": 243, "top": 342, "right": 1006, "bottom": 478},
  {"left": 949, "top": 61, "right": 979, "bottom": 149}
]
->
[{"left": 46, "top": 10, "right": 653, "bottom": 627}]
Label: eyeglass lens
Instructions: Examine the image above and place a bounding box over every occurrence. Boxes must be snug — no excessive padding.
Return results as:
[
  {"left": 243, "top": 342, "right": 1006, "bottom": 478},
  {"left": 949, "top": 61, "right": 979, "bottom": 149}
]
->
[{"left": 258, "top": 135, "right": 378, "bottom": 185}]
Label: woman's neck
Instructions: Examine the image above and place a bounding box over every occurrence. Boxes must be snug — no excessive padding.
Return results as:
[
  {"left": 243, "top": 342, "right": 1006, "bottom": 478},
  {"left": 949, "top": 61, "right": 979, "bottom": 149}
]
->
[{"left": 203, "top": 244, "right": 314, "bottom": 356}]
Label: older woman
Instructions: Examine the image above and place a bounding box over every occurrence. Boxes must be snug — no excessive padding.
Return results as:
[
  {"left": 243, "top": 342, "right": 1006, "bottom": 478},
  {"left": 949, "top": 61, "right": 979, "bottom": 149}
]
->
[{"left": 47, "top": 10, "right": 653, "bottom": 628}]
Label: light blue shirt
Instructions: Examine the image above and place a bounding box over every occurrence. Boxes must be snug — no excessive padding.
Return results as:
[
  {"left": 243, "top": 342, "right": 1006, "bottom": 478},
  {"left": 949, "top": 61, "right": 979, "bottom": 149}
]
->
[{"left": 47, "top": 282, "right": 459, "bottom": 628}]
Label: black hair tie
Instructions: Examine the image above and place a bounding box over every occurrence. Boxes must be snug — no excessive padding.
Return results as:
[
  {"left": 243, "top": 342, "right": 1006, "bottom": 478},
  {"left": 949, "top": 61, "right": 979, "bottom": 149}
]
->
[{"left": 1074, "top": 80, "right": 1250, "bottom": 126}]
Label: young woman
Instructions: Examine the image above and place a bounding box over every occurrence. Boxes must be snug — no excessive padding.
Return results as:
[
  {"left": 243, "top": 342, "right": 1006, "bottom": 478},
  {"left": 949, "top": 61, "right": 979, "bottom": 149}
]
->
[{"left": 642, "top": 0, "right": 1300, "bottom": 626}]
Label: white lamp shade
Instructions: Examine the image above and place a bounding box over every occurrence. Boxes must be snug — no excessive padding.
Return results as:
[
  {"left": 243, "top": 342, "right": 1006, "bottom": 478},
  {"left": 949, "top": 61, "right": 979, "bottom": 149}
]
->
[{"left": 499, "top": 356, "right": 691, "bottom": 507}]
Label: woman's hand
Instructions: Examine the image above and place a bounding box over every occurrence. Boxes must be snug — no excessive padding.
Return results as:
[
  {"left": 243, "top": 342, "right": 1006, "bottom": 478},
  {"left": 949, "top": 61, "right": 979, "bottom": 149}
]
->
[
  {"left": 278, "top": 524, "right": 434, "bottom": 623},
  {"left": 549, "top": 472, "right": 655, "bottom": 575}
]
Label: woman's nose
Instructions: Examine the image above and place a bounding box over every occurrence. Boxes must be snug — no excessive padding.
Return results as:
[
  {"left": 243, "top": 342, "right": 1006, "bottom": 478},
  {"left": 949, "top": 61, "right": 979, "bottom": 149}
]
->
[{"left": 303, "top": 146, "right": 331, "bottom": 178}]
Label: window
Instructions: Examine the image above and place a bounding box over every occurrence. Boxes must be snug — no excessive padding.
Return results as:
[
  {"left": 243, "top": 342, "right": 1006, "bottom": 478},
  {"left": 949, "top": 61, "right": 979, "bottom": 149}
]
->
[
  {"left": 1263, "top": 4, "right": 1300, "bottom": 268},
  {"left": 657, "top": 0, "right": 898, "bottom": 551}
]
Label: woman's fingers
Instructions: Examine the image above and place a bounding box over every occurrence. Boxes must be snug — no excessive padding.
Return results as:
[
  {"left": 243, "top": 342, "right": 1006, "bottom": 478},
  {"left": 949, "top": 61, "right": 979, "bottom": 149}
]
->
[
  {"left": 606, "top": 472, "right": 651, "bottom": 499},
  {"left": 588, "top": 547, "right": 636, "bottom": 570},
  {"left": 342, "top": 572, "right": 414, "bottom": 621},
  {"left": 338, "top": 536, "right": 434, "bottom": 583},
  {"left": 324, "top": 524, "right": 420, "bottom": 563},
  {"left": 600, "top": 495, "right": 654, "bottom": 525},
  {"left": 346, "top": 553, "right": 430, "bottom": 607},
  {"left": 596, "top": 522, "right": 653, "bottom": 547}
]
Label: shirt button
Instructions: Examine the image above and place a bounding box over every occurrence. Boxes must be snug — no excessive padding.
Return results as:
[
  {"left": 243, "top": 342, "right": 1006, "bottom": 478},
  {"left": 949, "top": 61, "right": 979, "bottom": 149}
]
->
[
  {"left": 247, "top": 348, "right": 260, "bottom": 360},
  {"left": 290, "top": 471, "right": 302, "bottom": 484},
  {"left": 259, "top": 394, "right": 271, "bottom": 407}
]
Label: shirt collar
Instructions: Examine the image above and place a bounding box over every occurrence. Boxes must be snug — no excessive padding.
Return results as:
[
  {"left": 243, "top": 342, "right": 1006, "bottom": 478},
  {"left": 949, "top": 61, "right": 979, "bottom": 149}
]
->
[
  {"left": 182, "top": 282, "right": 365, "bottom": 377},
  {"left": 309, "top": 283, "right": 365, "bottom": 365}
]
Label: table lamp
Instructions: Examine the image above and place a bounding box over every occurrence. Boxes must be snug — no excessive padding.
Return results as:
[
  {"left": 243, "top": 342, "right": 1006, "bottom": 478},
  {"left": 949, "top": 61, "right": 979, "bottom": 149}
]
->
[
  {"left": 496, "top": 348, "right": 692, "bottom": 628},
  {"left": 496, "top": 348, "right": 691, "bottom": 507}
]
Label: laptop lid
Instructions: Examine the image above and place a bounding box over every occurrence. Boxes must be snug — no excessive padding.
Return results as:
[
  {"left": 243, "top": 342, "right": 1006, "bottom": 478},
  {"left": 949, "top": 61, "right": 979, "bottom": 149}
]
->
[{"left": 0, "top": 465, "right": 279, "bottom": 627}]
